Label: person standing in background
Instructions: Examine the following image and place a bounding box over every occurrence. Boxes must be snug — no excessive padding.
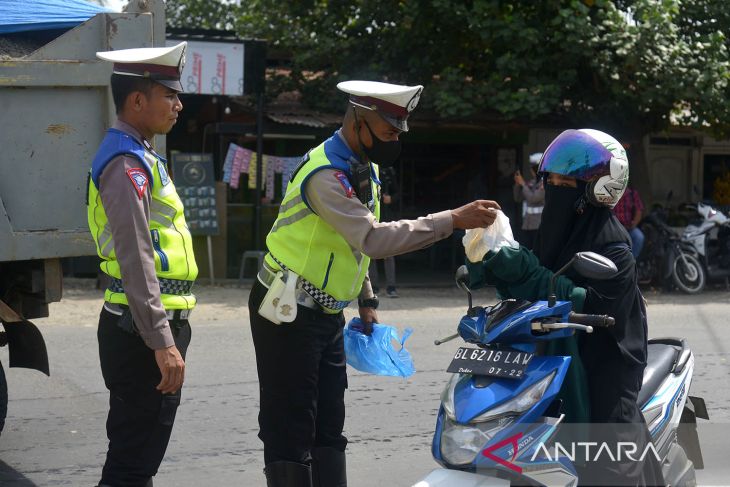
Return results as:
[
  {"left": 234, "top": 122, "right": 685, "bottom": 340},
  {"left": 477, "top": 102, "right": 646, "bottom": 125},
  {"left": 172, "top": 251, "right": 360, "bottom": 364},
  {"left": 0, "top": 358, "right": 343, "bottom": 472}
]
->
[
  {"left": 369, "top": 166, "right": 399, "bottom": 298},
  {"left": 513, "top": 152, "right": 545, "bottom": 249},
  {"left": 612, "top": 185, "right": 645, "bottom": 258}
]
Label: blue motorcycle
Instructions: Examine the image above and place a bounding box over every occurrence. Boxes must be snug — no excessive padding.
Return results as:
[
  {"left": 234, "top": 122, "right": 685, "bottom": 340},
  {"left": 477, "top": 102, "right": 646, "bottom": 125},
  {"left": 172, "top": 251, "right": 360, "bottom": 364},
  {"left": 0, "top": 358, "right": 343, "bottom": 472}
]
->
[{"left": 414, "top": 252, "right": 708, "bottom": 487}]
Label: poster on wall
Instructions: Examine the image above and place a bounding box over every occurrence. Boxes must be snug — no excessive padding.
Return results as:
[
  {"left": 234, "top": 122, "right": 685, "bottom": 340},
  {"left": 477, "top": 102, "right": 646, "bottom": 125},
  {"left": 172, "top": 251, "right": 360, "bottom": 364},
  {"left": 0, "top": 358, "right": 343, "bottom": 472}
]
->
[
  {"left": 170, "top": 153, "right": 220, "bottom": 236},
  {"left": 167, "top": 40, "right": 244, "bottom": 95}
]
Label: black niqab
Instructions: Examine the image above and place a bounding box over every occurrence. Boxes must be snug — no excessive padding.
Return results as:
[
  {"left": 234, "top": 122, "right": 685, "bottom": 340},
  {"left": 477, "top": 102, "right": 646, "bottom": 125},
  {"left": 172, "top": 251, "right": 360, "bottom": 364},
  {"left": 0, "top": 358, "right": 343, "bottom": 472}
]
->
[
  {"left": 534, "top": 180, "right": 644, "bottom": 368},
  {"left": 534, "top": 182, "right": 630, "bottom": 272}
]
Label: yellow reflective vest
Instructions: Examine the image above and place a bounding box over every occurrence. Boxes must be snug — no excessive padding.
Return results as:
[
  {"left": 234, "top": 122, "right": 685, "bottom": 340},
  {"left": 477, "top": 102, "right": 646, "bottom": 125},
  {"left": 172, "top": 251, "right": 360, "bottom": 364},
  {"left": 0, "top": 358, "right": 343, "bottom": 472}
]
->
[
  {"left": 265, "top": 132, "right": 380, "bottom": 307},
  {"left": 87, "top": 128, "right": 198, "bottom": 309}
]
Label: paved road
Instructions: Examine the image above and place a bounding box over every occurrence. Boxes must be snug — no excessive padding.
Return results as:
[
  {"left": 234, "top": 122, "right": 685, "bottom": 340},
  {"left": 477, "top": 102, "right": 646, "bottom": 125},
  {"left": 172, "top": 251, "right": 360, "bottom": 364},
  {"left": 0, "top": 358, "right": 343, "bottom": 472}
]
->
[{"left": 0, "top": 283, "right": 729, "bottom": 486}]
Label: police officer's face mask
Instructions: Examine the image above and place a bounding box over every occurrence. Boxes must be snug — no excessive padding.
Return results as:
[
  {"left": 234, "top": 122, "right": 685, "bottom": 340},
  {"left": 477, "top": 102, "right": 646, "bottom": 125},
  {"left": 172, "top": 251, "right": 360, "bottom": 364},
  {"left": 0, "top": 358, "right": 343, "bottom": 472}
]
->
[{"left": 358, "top": 119, "right": 402, "bottom": 168}]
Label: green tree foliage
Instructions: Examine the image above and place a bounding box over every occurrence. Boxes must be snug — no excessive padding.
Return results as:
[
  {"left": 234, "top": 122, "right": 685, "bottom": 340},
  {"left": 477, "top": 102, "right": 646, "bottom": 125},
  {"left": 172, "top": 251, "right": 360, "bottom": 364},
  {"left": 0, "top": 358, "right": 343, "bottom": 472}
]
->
[
  {"left": 167, "top": 0, "right": 730, "bottom": 140},
  {"left": 166, "top": 0, "right": 239, "bottom": 32}
]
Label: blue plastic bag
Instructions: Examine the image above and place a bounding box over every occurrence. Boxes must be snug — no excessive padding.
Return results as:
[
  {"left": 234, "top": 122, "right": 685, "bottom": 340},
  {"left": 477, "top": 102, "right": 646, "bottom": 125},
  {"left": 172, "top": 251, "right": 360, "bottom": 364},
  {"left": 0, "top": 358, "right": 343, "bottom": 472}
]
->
[{"left": 343, "top": 318, "right": 415, "bottom": 378}]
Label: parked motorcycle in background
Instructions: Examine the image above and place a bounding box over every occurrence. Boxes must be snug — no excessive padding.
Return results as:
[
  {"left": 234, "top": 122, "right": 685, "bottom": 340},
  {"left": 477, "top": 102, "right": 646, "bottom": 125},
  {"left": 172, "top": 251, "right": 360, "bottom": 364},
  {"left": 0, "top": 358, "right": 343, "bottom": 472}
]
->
[
  {"left": 681, "top": 202, "right": 730, "bottom": 288},
  {"left": 637, "top": 202, "right": 705, "bottom": 294}
]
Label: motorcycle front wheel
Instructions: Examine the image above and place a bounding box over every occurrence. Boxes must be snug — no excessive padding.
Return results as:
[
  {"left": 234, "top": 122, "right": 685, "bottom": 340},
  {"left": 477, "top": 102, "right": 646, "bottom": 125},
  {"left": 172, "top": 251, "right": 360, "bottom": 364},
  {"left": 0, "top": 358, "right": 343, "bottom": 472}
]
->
[{"left": 672, "top": 253, "right": 705, "bottom": 294}]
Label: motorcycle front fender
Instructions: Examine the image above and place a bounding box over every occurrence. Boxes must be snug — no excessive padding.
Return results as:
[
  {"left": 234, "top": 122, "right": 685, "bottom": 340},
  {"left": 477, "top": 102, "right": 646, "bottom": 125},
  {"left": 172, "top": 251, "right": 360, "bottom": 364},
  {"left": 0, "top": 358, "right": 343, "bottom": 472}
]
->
[
  {"left": 679, "top": 241, "right": 702, "bottom": 258},
  {"left": 412, "top": 469, "right": 510, "bottom": 487}
]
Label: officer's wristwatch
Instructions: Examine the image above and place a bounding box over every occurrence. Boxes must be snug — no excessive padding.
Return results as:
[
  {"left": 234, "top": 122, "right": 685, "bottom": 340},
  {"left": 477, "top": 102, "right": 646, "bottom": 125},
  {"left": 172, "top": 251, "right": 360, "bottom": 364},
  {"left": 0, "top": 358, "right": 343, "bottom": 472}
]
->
[{"left": 358, "top": 297, "right": 379, "bottom": 309}]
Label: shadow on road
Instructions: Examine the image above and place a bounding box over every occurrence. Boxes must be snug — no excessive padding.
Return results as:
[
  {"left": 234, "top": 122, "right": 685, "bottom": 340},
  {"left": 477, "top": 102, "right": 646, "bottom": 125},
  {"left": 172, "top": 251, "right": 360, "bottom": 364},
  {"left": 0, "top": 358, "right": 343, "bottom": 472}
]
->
[{"left": 0, "top": 460, "right": 38, "bottom": 486}]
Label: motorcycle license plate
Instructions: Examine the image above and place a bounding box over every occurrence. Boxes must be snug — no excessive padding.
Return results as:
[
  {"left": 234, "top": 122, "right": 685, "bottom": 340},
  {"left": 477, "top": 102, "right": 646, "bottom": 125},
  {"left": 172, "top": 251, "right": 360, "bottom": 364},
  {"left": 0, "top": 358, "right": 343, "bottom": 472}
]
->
[{"left": 446, "top": 346, "right": 533, "bottom": 379}]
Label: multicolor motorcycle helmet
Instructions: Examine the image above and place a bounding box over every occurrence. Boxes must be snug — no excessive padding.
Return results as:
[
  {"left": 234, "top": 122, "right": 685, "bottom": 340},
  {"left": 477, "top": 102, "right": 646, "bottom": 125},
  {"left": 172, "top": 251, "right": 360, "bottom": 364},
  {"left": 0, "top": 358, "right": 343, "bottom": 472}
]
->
[{"left": 538, "top": 128, "right": 629, "bottom": 208}]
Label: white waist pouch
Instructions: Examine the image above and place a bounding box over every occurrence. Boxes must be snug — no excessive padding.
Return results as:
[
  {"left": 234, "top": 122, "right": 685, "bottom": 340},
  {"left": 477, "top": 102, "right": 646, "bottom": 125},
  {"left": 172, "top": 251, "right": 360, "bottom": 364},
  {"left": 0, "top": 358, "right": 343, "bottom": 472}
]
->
[{"left": 258, "top": 269, "right": 299, "bottom": 324}]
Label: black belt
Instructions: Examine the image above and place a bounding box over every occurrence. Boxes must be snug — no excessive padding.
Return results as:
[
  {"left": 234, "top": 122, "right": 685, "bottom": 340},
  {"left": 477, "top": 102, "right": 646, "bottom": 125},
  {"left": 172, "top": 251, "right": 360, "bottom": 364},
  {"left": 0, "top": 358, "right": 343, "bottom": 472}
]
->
[
  {"left": 260, "top": 256, "right": 351, "bottom": 312},
  {"left": 104, "top": 303, "right": 192, "bottom": 323},
  {"left": 109, "top": 277, "right": 194, "bottom": 296}
]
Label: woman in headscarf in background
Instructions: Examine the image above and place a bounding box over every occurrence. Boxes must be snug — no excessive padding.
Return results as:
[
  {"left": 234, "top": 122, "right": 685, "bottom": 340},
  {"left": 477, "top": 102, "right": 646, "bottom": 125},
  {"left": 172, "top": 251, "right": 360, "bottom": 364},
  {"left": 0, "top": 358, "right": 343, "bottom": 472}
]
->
[{"left": 467, "top": 129, "right": 663, "bottom": 486}]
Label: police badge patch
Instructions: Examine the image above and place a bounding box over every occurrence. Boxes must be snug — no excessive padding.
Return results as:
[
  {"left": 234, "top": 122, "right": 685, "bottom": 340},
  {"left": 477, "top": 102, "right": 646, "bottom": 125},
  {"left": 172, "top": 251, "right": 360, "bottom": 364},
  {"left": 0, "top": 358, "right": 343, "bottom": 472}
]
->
[
  {"left": 126, "top": 168, "right": 149, "bottom": 199},
  {"left": 158, "top": 160, "right": 170, "bottom": 186},
  {"left": 333, "top": 171, "right": 354, "bottom": 198}
]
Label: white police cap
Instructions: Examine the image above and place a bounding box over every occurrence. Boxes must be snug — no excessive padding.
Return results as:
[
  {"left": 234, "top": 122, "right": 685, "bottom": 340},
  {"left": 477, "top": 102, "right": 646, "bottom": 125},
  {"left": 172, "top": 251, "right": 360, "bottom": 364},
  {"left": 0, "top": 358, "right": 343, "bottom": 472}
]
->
[
  {"left": 96, "top": 42, "right": 187, "bottom": 92},
  {"left": 337, "top": 80, "right": 424, "bottom": 132}
]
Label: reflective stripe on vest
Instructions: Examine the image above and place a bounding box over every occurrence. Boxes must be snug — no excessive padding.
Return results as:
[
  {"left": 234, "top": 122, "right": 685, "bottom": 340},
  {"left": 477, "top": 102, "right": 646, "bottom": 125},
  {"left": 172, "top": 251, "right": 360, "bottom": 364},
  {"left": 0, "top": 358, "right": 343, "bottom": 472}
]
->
[
  {"left": 265, "top": 138, "right": 380, "bottom": 303},
  {"left": 87, "top": 130, "right": 198, "bottom": 310}
]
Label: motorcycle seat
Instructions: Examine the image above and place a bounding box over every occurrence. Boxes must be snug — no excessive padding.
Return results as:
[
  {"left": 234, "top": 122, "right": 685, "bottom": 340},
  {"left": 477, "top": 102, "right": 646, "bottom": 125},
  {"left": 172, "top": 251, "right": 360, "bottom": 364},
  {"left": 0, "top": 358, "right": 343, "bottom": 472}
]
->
[{"left": 638, "top": 343, "right": 679, "bottom": 407}]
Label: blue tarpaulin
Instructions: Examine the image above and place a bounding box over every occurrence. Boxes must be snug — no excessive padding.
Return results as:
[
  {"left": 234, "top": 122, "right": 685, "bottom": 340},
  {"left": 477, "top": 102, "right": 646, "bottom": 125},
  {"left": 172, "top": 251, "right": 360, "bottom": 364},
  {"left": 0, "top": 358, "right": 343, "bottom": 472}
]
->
[{"left": 0, "top": 0, "right": 110, "bottom": 34}]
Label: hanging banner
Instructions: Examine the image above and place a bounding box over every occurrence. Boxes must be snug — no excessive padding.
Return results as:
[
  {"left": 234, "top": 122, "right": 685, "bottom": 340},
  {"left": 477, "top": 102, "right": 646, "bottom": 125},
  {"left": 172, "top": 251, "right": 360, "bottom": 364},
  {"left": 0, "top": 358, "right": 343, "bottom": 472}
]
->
[{"left": 168, "top": 40, "right": 244, "bottom": 95}]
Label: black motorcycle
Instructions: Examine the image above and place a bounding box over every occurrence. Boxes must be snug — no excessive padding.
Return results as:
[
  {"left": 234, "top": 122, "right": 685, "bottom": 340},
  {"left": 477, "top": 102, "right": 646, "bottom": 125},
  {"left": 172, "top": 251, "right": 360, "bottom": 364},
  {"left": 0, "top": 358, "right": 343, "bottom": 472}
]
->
[{"left": 637, "top": 208, "right": 705, "bottom": 293}]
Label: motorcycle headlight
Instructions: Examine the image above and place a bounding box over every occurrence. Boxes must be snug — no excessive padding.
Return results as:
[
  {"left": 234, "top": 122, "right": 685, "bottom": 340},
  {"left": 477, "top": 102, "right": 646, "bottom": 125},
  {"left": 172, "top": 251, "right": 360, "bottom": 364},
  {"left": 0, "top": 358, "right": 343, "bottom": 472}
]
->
[
  {"left": 441, "top": 416, "right": 516, "bottom": 466},
  {"left": 440, "top": 373, "right": 463, "bottom": 422},
  {"left": 438, "top": 372, "right": 555, "bottom": 466},
  {"left": 471, "top": 372, "right": 556, "bottom": 423}
]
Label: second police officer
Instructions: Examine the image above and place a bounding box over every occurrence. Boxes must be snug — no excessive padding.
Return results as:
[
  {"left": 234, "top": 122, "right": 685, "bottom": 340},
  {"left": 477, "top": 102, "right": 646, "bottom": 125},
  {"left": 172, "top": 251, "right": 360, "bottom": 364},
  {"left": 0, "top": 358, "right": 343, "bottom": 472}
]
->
[
  {"left": 88, "top": 43, "right": 196, "bottom": 486},
  {"left": 248, "top": 80, "right": 502, "bottom": 487}
]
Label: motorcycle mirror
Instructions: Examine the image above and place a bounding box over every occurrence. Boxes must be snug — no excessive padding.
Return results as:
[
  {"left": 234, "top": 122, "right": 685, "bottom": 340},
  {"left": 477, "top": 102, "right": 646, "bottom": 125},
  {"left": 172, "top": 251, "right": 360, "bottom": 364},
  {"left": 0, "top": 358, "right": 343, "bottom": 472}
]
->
[
  {"left": 548, "top": 251, "right": 618, "bottom": 306},
  {"left": 572, "top": 252, "right": 618, "bottom": 280},
  {"left": 454, "top": 265, "right": 475, "bottom": 313},
  {"left": 455, "top": 265, "right": 471, "bottom": 292}
]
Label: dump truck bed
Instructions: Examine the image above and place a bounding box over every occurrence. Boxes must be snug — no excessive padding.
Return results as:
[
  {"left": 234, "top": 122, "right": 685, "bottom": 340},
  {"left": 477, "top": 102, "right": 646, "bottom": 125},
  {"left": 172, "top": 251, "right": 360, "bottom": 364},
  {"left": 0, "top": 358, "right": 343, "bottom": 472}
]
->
[{"left": 0, "top": 1, "right": 165, "bottom": 262}]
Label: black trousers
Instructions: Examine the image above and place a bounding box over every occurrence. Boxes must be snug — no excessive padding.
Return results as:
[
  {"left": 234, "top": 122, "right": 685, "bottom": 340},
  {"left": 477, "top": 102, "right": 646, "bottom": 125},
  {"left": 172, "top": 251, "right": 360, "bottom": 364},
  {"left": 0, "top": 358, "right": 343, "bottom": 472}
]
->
[
  {"left": 97, "top": 308, "right": 191, "bottom": 487},
  {"left": 248, "top": 281, "right": 348, "bottom": 465}
]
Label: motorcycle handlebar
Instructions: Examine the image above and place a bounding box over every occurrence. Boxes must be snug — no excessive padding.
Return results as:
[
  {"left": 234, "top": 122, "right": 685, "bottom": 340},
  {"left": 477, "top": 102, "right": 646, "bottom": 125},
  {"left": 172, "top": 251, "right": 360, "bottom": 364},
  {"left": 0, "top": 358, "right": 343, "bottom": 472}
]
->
[{"left": 568, "top": 312, "right": 615, "bottom": 328}]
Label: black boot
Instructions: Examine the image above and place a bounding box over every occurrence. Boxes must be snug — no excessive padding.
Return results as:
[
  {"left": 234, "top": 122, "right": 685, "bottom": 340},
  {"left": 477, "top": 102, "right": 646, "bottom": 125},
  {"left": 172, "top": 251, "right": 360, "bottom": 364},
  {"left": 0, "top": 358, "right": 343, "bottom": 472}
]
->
[
  {"left": 311, "top": 447, "right": 347, "bottom": 487},
  {"left": 264, "top": 461, "right": 313, "bottom": 487}
]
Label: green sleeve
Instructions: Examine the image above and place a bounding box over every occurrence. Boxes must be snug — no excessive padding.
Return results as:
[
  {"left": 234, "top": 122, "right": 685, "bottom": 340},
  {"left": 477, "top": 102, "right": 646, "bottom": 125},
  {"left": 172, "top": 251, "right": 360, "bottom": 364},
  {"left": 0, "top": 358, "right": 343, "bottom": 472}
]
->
[
  {"left": 465, "top": 258, "right": 488, "bottom": 289},
  {"left": 477, "top": 246, "right": 586, "bottom": 312}
]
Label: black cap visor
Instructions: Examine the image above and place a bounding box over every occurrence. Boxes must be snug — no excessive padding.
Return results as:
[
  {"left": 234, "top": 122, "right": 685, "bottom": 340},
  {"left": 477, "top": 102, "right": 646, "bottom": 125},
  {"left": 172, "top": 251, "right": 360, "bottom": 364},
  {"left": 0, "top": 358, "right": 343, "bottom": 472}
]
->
[
  {"left": 380, "top": 113, "right": 408, "bottom": 132},
  {"left": 156, "top": 78, "right": 184, "bottom": 92}
]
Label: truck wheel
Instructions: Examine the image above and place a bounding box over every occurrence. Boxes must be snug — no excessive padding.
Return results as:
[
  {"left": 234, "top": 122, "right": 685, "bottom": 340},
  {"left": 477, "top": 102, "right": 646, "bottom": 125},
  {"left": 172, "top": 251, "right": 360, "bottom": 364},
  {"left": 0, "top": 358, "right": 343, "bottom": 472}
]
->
[
  {"left": 0, "top": 361, "right": 7, "bottom": 435},
  {"left": 673, "top": 254, "right": 705, "bottom": 294}
]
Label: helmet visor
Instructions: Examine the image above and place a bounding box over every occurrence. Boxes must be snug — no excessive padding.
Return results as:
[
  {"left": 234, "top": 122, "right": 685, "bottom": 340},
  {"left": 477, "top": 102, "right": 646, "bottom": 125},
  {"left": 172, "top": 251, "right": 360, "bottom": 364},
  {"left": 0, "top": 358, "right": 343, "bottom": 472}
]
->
[{"left": 538, "top": 129, "right": 614, "bottom": 181}]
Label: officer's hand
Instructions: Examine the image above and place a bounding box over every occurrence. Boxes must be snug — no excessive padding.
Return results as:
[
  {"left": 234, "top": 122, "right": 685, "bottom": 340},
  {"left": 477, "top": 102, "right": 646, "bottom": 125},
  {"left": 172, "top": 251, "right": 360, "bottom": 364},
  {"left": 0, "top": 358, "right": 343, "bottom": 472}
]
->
[
  {"left": 358, "top": 307, "right": 378, "bottom": 336},
  {"left": 155, "top": 345, "right": 185, "bottom": 394},
  {"left": 451, "top": 200, "right": 501, "bottom": 230}
]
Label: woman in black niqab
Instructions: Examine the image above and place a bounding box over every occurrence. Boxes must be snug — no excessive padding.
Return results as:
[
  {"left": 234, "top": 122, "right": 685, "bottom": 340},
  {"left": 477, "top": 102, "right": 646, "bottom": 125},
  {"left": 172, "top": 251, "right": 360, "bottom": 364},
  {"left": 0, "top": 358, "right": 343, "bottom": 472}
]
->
[{"left": 535, "top": 178, "right": 662, "bottom": 486}]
